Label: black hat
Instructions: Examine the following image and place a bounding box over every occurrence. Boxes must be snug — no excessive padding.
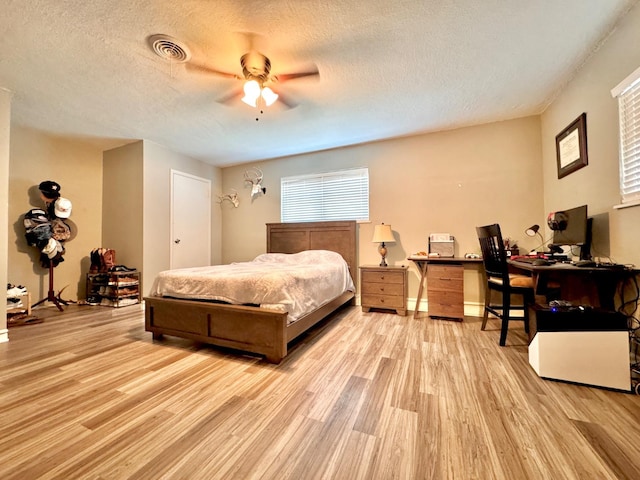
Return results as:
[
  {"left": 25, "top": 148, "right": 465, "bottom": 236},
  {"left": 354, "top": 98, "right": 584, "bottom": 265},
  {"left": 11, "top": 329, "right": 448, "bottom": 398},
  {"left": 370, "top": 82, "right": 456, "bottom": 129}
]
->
[{"left": 39, "top": 180, "right": 61, "bottom": 199}]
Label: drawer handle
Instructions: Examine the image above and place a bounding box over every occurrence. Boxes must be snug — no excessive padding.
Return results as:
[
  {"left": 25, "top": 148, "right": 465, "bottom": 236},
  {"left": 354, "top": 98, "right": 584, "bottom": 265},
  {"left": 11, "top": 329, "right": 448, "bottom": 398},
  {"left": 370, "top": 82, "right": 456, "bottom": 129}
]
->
[
  {"left": 380, "top": 298, "right": 385, "bottom": 303},
  {"left": 439, "top": 277, "right": 452, "bottom": 280},
  {"left": 379, "top": 287, "right": 385, "bottom": 292}
]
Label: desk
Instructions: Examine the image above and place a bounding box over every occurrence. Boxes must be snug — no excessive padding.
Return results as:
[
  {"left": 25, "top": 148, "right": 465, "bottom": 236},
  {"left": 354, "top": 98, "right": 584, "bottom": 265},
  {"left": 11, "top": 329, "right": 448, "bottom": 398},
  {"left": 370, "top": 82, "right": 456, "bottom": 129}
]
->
[
  {"left": 408, "top": 256, "right": 482, "bottom": 320},
  {"left": 507, "top": 260, "right": 637, "bottom": 310}
]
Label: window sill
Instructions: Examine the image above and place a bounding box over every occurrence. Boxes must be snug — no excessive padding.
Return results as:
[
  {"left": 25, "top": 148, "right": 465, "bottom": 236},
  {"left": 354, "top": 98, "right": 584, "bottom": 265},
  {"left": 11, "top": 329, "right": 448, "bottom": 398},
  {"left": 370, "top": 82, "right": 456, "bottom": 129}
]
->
[{"left": 613, "top": 199, "right": 640, "bottom": 210}]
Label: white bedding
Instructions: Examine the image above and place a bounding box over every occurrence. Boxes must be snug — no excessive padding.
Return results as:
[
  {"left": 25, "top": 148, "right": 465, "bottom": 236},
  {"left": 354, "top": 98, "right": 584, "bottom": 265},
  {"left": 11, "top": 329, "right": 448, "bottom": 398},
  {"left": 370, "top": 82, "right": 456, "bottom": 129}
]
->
[{"left": 149, "top": 250, "right": 355, "bottom": 324}]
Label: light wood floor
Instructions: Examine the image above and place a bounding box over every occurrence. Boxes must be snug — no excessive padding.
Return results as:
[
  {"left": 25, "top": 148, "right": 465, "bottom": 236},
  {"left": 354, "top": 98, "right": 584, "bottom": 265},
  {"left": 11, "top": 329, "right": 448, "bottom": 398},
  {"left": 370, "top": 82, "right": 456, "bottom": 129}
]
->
[{"left": 1, "top": 304, "right": 640, "bottom": 479}]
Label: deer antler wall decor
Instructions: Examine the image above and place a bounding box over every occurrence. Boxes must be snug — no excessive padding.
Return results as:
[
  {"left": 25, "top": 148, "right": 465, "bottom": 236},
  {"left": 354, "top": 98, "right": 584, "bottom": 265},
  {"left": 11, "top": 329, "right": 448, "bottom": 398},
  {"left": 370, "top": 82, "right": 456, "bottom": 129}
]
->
[
  {"left": 244, "top": 167, "right": 266, "bottom": 200},
  {"left": 217, "top": 190, "right": 239, "bottom": 208}
]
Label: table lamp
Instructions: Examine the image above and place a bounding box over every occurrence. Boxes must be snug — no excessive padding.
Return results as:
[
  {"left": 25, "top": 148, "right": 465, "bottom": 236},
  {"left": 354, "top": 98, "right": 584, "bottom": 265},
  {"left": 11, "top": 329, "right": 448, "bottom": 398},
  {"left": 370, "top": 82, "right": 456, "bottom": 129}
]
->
[{"left": 372, "top": 223, "right": 395, "bottom": 267}]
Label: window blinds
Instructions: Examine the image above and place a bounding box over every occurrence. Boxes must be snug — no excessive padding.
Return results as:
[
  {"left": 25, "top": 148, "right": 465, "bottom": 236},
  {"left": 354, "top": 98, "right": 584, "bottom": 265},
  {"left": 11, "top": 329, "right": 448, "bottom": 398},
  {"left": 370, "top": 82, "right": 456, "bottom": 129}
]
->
[
  {"left": 612, "top": 66, "right": 640, "bottom": 206},
  {"left": 281, "top": 168, "right": 369, "bottom": 223}
]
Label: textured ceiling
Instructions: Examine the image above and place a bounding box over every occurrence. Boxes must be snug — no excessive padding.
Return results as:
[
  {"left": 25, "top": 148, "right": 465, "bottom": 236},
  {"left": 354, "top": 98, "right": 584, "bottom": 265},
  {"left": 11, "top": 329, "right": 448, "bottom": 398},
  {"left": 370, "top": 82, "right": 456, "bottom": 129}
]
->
[{"left": 0, "top": 1, "right": 637, "bottom": 166}]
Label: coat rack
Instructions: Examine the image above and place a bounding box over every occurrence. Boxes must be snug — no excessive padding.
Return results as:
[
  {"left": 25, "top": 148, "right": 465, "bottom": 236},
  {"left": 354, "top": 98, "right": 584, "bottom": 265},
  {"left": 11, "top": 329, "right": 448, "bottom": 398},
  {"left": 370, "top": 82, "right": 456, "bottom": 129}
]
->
[
  {"left": 25, "top": 181, "right": 76, "bottom": 312},
  {"left": 32, "top": 264, "right": 66, "bottom": 311}
]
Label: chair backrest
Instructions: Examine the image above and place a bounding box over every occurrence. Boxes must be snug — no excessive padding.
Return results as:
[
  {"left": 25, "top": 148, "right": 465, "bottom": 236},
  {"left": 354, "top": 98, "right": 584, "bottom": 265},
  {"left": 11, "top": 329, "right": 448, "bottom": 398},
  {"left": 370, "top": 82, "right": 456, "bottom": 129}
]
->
[{"left": 476, "top": 223, "right": 509, "bottom": 282}]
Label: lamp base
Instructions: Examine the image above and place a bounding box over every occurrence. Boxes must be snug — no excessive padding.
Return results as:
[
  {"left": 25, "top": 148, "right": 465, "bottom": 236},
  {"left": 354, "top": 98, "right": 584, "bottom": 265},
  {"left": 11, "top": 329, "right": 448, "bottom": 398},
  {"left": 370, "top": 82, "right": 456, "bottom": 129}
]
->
[{"left": 379, "top": 244, "right": 388, "bottom": 267}]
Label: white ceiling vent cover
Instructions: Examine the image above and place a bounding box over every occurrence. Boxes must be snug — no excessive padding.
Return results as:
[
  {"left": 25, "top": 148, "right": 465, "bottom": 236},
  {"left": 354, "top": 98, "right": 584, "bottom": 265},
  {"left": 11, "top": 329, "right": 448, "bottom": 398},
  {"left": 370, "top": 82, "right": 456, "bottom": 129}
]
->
[{"left": 148, "top": 34, "right": 191, "bottom": 63}]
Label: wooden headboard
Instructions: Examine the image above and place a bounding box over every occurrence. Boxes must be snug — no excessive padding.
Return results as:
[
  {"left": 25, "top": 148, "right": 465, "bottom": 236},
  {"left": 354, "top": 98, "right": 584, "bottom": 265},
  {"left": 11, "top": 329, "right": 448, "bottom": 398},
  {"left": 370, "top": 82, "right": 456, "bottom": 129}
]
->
[{"left": 266, "top": 221, "right": 357, "bottom": 276}]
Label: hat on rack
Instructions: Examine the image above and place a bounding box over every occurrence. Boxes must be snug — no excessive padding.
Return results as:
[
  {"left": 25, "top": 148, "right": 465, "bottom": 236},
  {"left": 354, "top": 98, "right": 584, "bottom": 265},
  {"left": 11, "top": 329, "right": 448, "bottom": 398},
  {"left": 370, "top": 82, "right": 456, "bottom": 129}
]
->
[
  {"left": 41, "top": 237, "right": 57, "bottom": 256},
  {"left": 38, "top": 180, "right": 61, "bottom": 199},
  {"left": 54, "top": 197, "right": 72, "bottom": 218},
  {"left": 24, "top": 208, "right": 49, "bottom": 226},
  {"left": 51, "top": 218, "right": 71, "bottom": 241}
]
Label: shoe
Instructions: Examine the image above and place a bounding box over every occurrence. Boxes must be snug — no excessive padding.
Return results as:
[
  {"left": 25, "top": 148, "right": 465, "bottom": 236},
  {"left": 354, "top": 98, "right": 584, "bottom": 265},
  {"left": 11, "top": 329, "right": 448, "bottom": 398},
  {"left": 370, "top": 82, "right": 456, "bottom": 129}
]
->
[
  {"left": 7, "top": 298, "right": 24, "bottom": 309},
  {"left": 102, "top": 249, "right": 116, "bottom": 272},
  {"left": 109, "top": 265, "right": 136, "bottom": 272},
  {"left": 7, "top": 285, "right": 27, "bottom": 297},
  {"left": 86, "top": 295, "right": 101, "bottom": 305},
  {"left": 89, "top": 249, "right": 100, "bottom": 273}
]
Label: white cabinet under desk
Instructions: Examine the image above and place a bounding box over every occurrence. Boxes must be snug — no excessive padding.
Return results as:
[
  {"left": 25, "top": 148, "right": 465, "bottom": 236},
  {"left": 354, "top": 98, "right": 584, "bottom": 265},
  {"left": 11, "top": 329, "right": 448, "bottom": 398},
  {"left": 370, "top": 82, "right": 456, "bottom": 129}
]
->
[{"left": 408, "top": 256, "right": 483, "bottom": 320}]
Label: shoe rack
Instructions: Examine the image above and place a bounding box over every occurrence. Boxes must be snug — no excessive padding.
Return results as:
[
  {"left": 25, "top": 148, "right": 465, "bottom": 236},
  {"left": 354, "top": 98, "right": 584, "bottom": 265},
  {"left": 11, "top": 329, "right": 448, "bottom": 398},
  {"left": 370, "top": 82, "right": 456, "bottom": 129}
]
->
[{"left": 86, "top": 271, "right": 141, "bottom": 308}]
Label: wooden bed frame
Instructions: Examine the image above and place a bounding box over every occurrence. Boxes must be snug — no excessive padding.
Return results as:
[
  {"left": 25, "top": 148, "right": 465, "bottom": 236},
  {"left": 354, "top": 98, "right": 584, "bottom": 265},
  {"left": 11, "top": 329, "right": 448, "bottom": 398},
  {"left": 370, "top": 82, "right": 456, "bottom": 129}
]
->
[{"left": 144, "top": 220, "right": 357, "bottom": 363}]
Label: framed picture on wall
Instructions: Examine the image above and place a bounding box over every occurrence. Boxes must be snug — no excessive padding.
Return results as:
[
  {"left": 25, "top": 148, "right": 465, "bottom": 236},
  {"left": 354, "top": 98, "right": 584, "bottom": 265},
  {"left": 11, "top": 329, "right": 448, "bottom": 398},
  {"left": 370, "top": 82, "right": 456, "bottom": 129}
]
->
[{"left": 556, "top": 112, "right": 588, "bottom": 179}]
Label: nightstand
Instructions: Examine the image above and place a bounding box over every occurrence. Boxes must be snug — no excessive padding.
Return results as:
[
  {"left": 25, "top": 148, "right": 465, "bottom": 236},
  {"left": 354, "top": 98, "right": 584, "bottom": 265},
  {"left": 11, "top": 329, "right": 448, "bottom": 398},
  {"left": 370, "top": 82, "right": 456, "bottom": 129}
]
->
[{"left": 359, "top": 265, "right": 408, "bottom": 315}]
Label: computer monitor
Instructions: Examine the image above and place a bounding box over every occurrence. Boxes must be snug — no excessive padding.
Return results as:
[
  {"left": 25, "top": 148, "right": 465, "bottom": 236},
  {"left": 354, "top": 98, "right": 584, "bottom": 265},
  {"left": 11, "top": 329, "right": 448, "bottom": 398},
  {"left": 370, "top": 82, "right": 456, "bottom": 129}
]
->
[{"left": 550, "top": 204, "right": 592, "bottom": 259}]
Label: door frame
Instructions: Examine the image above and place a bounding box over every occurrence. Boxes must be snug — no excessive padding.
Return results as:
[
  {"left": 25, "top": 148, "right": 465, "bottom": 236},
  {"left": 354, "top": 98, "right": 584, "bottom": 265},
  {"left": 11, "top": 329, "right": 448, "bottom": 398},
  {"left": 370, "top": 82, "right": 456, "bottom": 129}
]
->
[{"left": 170, "top": 169, "right": 212, "bottom": 269}]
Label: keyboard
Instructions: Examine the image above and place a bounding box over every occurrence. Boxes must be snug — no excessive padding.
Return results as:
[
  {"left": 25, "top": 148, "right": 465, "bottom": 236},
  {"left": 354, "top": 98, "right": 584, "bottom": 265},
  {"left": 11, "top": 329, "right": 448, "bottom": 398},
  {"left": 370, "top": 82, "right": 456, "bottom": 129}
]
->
[{"left": 512, "top": 257, "right": 546, "bottom": 264}]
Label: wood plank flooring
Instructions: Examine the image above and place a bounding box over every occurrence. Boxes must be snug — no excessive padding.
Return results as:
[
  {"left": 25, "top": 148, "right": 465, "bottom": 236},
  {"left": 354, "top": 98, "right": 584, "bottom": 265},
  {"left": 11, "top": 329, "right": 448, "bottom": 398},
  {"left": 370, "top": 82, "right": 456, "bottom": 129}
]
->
[{"left": 1, "top": 304, "right": 640, "bottom": 479}]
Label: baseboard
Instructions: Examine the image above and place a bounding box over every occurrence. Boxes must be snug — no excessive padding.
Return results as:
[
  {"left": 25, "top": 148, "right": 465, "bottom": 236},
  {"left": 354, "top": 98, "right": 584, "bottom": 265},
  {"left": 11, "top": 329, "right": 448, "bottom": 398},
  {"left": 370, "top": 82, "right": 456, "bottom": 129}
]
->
[{"left": 355, "top": 295, "right": 483, "bottom": 318}]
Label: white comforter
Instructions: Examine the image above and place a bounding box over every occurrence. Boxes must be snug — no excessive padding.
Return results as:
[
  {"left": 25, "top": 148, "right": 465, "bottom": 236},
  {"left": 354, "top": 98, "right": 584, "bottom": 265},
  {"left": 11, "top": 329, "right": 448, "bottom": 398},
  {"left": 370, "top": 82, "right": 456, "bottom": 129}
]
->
[{"left": 149, "top": 250, "right": 355, "bottom": 324}]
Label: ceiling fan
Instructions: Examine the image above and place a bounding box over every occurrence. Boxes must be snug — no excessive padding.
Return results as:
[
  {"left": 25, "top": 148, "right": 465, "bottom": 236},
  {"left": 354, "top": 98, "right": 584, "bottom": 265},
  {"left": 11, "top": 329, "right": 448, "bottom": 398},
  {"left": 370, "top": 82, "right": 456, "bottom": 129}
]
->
[
  {"left": 148, "top": 33, "right": 319, "bottom": 109},
  {"left": 185, "top": 49, "right": 319, "bottom": 109}
]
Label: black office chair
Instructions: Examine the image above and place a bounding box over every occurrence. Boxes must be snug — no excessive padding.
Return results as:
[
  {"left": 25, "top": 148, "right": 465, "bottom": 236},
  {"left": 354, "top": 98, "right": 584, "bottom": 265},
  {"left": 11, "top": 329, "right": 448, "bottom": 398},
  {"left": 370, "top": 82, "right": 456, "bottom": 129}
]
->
[{"left": 476, "top": 223, "right": 535, "bottom": 346}]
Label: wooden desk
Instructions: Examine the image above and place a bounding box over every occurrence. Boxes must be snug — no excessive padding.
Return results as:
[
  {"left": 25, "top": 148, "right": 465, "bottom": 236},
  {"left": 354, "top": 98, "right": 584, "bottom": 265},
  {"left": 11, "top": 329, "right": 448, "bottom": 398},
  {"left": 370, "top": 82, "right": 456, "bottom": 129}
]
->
[
  {"left": 508, "top": 260, "right": 637, "bottom": 310},
  {"left": 408, "top": 256, "right": 482, "bottom": 320}
]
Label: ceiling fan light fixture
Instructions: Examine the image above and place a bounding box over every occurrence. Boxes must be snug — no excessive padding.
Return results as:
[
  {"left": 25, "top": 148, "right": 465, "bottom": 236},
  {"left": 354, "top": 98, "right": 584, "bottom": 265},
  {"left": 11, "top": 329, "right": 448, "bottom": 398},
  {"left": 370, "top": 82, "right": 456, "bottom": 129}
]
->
[
  {"left": 261, "top": 87, "right": 278, "bottom": 106},
  {"left": 241, "top": 80, "right": 261, "bottom": 107}
]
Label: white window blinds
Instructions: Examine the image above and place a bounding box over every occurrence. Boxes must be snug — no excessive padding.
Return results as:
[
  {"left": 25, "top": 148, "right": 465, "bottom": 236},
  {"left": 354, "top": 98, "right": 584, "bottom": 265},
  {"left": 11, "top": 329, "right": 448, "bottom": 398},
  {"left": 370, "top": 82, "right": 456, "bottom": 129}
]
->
[
  {"left": 281, "top": 168, "right": 369, "bottom": 223},
  {"left": 612, "top": 66, "right": 640, "bottom": 206}
]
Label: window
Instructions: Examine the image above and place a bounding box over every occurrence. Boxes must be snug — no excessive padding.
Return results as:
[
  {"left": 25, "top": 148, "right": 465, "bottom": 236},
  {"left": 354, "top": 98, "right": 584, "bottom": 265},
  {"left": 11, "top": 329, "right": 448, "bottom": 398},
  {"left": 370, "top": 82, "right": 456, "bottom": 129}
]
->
[
  {"left": 612, "top": 66, "right": 640, "bottom": 207},
  {"left": 281, "top": 168, "right": 369, "bottom": 222}
]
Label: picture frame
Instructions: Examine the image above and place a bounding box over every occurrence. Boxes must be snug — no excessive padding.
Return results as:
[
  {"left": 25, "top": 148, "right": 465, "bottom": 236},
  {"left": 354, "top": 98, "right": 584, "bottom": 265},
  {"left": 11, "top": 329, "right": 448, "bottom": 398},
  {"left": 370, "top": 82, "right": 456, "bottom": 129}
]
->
[{"left": 556, "top": 113, "right": 588, "bottom": 179}]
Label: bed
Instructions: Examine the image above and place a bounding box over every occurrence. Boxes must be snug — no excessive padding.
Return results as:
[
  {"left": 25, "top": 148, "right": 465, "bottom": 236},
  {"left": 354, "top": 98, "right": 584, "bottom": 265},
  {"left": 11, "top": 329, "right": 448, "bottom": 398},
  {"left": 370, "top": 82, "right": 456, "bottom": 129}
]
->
[{"left": 144, "top": 221, "right": 357, "bottom": 363}]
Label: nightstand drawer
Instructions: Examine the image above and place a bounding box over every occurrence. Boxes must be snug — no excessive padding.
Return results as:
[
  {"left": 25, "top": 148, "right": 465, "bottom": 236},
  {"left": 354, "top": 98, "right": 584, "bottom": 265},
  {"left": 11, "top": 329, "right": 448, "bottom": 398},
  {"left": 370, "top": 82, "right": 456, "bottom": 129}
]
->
[
  {"left": 361, "top": 282, "right": 405, "bottom": 296},
  {"left": 361, "top": 270, "right": 405, "bottom": 285},
  {"left": 361, "top": 294, "right": 405, "bottom": 309}
]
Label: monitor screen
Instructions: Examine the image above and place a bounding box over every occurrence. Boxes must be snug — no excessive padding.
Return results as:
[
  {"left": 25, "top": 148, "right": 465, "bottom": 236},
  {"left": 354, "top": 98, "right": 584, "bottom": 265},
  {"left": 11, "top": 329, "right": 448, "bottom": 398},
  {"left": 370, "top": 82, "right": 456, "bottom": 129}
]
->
[{"left": 552, "top": 204, "right": 588, "bottom": 245}]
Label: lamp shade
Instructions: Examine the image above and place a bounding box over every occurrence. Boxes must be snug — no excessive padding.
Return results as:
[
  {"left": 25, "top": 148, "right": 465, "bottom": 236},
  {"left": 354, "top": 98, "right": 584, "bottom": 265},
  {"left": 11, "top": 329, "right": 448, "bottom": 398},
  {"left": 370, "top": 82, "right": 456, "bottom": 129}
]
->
[
  {"left": 261, "top": 87, "right": 278, "bottom": 106},
  {"left": 372, "top": 223, "right": 395, "bottom": 243},
  {"left": 241, "top": 80, "right": 261, "bottom": 107},
  {"left": 525, "top": 224, "right": 540, "bottom": 237}
]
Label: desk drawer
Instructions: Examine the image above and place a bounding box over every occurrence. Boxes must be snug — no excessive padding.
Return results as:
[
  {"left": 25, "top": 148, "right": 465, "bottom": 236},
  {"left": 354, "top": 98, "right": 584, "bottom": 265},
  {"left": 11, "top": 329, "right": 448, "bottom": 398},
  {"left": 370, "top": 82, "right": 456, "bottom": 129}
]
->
[
  {"left": 427, "top": 264, "right": 463, "bottom": 291},
  {"left": 429, "top": 300, "right": 464, "bottom": 319},
  {"left": 361, "top": 270, "right": 405, "bottom": 285},
  {"left": 427, "top": 290, "right": 463, "bottom": 318}
]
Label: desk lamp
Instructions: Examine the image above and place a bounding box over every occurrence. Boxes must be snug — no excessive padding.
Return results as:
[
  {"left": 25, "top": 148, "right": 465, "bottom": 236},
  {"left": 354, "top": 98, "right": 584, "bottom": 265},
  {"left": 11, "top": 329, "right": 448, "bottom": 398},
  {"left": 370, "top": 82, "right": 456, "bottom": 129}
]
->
[
  {"left": 525, "top": 224, "right": 544, "bottom": 252},
  {"left": 372, "top": 223, "right": 395, "bottom": 267}
]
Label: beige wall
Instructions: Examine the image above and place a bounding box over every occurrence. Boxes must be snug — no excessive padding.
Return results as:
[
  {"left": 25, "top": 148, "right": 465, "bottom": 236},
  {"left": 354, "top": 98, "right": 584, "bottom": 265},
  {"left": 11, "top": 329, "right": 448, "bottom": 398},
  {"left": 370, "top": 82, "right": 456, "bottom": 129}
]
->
[
  {"left": 221, "top": 116, "right": 545, "bottom": 308},
  {"left": 142, "top": 140, "right": 222, "bottom": 293},
  {"left": 541, "top": 2, "right": 640, "bottom": 265},
  {"left": 1, "top": 89, "right": 10, "bottom": 339},
  {"left": 103, "top": 142, "right": 144, "bottom": 278},
  {"left": 8, "top": 126, "right": 103, "bottom": 301}
]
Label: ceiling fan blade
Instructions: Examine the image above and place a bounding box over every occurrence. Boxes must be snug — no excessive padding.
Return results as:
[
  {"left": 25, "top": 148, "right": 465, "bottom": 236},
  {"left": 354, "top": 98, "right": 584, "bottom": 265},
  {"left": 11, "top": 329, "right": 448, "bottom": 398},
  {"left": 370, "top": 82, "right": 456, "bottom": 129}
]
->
[
  {"left": 216, "top": 87, "right": 243, "bottom": 104},
  {"left": 185, "top": 61, "right": 240, "bottom": 79},
  {"left": 274, "top": 69, "right": 320, "bottom": 83},
  {"left": 276, "top": 91, "right": 298, "bottom": 109}
]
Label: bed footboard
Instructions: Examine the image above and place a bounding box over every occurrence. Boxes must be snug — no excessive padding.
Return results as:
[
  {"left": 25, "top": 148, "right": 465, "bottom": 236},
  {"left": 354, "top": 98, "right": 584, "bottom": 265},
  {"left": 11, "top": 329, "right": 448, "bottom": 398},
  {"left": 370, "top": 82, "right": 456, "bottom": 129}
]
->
[{"left": 145, "top": 297, "right": 289, "bottom": 363}]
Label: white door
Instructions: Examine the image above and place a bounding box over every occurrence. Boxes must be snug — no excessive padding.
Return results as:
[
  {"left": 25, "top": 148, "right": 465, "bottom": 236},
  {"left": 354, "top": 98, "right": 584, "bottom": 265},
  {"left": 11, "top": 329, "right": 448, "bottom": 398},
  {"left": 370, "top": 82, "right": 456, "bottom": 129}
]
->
[{"left": 171, "top": 170, "right": 211, "bottom": 269}]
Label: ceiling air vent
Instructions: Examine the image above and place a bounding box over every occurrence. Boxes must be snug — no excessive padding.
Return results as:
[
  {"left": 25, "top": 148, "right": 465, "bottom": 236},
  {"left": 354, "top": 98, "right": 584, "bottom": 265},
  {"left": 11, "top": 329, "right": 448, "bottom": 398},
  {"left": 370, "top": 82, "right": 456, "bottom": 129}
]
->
[{"left": 148, "top": 34, "right": 191, "bottom": 63}]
